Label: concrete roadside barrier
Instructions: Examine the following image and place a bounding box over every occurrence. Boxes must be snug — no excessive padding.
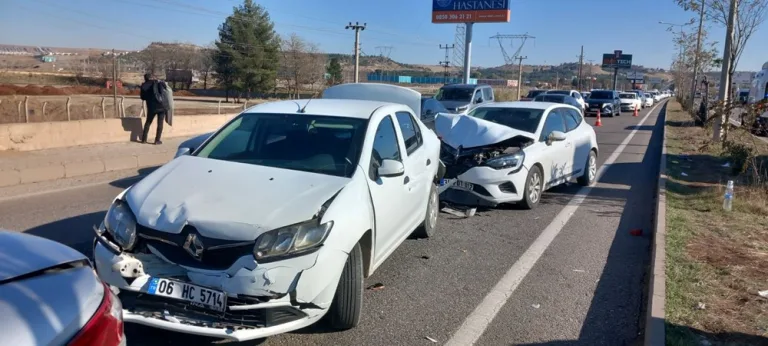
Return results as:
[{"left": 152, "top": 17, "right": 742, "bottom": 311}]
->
[{"left": 645, "top": 105, "right": 667, "bottom": 346}]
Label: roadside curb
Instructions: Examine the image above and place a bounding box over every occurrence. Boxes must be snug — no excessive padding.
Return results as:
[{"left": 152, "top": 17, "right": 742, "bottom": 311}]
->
[
  {"left": 0, "top": 150, "right": 175, "bottom": 187},
  {"left": 645, "top": 103, "right": 668, "bottom": 346}
]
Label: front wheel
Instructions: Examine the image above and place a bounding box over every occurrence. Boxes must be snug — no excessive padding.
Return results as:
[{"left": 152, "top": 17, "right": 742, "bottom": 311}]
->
[
  {"left": 520, "top": 165, "right": 543, "bottom": 210},
  {"left": 326, "top": 243, "right": 364, "bottom": 330},
  {"left": 577, "top": 150, "right": 598, "bottom": 186}
]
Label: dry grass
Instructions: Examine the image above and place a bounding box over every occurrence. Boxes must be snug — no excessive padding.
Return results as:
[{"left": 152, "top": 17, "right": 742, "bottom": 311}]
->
[
  {"left": 664, "top": 100, "right": 768, "bottom": 345},
  {"left": 494, "top": 87, "right": 531, "bottom": 101}
]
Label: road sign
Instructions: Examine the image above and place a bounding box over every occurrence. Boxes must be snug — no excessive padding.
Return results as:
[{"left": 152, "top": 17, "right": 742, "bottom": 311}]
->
[
  {"left": 647, "top": 77, "right": 663, "bottom": 84},
  {"left": 614, "top": 50, "right": 622, "bottom": 59},
  {"left": 601, "top": 53, "right": 633, "bottom": 69},
  {"left": 432, "top": 0, "right": 511, "bottom": 23}
]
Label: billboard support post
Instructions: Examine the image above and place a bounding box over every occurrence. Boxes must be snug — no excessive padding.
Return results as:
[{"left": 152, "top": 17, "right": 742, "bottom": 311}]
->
[
  {"left": 463, "top": 23, "right": 473, "bottom": 84},
  {"left": 432, "top": 0, "right": 511, "bottom": 85}
]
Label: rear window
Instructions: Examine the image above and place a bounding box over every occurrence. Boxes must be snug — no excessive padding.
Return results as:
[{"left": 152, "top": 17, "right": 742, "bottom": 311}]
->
[
  {"left": 526, "top": 90, "right": 546, "bottom": 98},
  {"left": 546, "top": 90, "right": 570, "bottom": 96},
  {"left": 590, "top": 91, "right": 614, "bottom": 99},
  {"left": 534, "top": 94, "right": 565, "bottom": 103}
]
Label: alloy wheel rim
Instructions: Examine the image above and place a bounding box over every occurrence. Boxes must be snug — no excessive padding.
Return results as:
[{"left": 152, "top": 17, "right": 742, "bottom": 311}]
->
[
  {"left": 529, "top": 172, "right": 541, "bottom": 203},
  {"left": 589, "top": 155, "right": 597, "bottom": 181}
]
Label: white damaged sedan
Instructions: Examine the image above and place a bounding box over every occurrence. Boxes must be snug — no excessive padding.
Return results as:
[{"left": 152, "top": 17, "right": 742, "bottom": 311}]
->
[
  {"left": 436, "top": 102, "right": 599, "bottom": 209},
  {"left": 92, "top": 84, "right": 442, "bottom": 341}
]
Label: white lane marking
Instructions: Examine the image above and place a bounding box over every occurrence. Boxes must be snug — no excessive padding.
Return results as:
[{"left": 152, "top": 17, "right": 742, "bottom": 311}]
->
[{"left": 444, "top": 101, "right": 665, "bottom": 346}]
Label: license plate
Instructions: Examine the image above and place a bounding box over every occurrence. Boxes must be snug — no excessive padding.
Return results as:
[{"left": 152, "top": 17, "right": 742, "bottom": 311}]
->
[
  {"left": 147, "top": 278, "right": 227, "bottom": 312},
  {"left": 454, "top": 180, "right": 474, "bottom": 191}
]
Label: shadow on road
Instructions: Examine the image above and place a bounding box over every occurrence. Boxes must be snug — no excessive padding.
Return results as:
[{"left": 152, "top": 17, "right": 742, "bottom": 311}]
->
[
  {"left": 24, "top": 211, "right": 104, "bottom": 258},
  {"left": 109, "top": 166, "right": 158, "bottom": 189}
]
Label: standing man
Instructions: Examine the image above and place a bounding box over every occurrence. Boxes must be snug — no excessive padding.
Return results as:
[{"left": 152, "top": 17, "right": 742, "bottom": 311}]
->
[{"left": 139, "top": 73, "right": 166, "bottom": 145}]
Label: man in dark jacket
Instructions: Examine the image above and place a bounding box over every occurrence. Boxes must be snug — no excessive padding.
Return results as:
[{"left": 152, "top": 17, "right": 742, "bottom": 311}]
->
[{"left": 139, "top": 73, "right": 165, "bottom": 144}]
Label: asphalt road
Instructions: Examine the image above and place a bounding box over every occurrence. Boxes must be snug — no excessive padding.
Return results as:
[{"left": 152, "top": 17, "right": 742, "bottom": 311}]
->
[{"left": 0, "top": 101, "right": 667, "bottom": 346}]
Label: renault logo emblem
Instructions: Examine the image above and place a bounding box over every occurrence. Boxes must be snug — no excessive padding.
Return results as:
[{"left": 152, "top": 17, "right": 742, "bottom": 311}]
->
[{"left": 183, "top": 233, "right": 205, "bottom": 261}]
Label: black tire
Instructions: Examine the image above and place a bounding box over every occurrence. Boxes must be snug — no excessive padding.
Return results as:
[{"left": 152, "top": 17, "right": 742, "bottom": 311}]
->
[
  {"left": 577, "top": 150, "right": 597, "bottom": 186},
  {"left": 520, "top": 165, "right": 543, "bottom": 210},
  {"left": 326, "top": 243, "right": 363, "bottom": 330},
  {"left": 414, "top": 184, "right": 438, "bottom": 238}
]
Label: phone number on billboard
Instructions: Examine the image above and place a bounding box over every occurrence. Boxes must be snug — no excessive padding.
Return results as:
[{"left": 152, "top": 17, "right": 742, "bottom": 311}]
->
[{"left": 435, "top": 13, "right": 473, "bottom": 20}]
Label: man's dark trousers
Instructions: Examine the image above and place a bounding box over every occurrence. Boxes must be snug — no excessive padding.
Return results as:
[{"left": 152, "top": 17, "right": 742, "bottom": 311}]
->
[{"left": 142, "top": 111, "right": 165, "bottom": 143}]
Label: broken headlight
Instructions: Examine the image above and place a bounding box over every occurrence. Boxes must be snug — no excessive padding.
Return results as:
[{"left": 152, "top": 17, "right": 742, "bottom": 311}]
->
[
  {"left": 484, "top": 151, "right": 525, "bottom": 171},
  {"left": 253, "top": 220, "right": 334, "bottom": 262},
  {"left": 103, "top": 200, "right": 137, "bottom": 251}
]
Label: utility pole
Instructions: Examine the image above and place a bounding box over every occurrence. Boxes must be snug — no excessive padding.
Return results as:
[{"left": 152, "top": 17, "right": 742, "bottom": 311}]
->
[
  {"left": 112, "top": 49, "right": 118, "bottom": 118},
  {"left": 577, "top": 46, "right": 584, "bottom": 90},
  {"left": 515, "top": 56, "right": 527, "bottom": 100},
  {"left": 439, "top": 44, "right": 455, "bottom": 84},
  {"left": 345, "top": 22, "right": 366, "bottom": 83},
  {"left": 689, "top": 0, "right": 706, "bottom": 110},
  {"left": 587, "top": 59, "right": 595, "bottom": 89},
  {"left": 463, "top": 23, "right": 474, "bottom": 84},
  {"left": 556, "top": 70, "right": 560, "bottom": 89},
  {"left": 713, "top": 0, "right": 738, "bottom": 142}
]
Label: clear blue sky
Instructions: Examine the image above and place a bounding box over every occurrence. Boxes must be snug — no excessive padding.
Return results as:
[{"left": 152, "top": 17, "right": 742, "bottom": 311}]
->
[{"left": 1, "top": 0, "right": 767, "bottom": 71}]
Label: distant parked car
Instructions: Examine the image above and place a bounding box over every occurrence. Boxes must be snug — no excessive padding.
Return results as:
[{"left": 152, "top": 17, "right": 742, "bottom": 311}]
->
[
  {"left": 585, "top": 90, "right": 621, "bottom": 117},
  {"left": 435, "top": 84, "right": 495, "bottom": 114},
  {"left": 0, "top": 231, "right": 125, "bottom": 346},
  {"left": 543, "top": 89, "right": 586, "bottom": 111},
  {"left": 532, "top": 93, "right": 584, "bottom": 113},
  {"left": 521, "top": 89, "right": 547, "bottom": 101},
  {"left": 618, "top": 92, "right": 642, "bottom": 112}
]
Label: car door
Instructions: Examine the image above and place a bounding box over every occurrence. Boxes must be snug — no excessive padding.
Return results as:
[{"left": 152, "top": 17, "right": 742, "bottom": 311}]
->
[
  {"left": 562, "top": 107, "right": 590, "bottom": 176},
  {"left": 537, "top": 109, "right": 571, "bottom": 187},
  {"left": 394, "top": 111, "right": 430, "bottom": 225},
  {"left": 366, "top": 115, "right": 411, "bottom": 263}
]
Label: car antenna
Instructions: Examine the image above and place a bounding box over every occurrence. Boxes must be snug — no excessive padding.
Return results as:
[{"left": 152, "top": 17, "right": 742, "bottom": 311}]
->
[{"left": 298, "top": 92, "right": 318, "bottom": 113}]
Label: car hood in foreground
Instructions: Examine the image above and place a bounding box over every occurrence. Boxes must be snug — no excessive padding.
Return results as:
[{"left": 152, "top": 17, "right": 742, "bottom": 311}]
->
[
  {"left": 434, "top": 113, "right": 535, "bottom": 149},
  {"left": 125, "top": 155, "right": 351, "bottom": 241},
  {"left": 0, "top": 231, "right": 88, "bottom": 282}
]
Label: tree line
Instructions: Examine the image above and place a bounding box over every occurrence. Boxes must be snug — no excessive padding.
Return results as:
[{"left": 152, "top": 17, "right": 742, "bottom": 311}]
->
[{"left": 129, "top": 0, "right": 344, "bottom": 100}]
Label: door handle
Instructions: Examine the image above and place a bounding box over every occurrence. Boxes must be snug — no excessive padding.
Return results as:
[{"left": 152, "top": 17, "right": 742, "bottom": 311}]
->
[
  {"left": 426, "top": 159, "right": 431, "bottom": 166},
  {"left": 404, "top": 176, "right": 410, "bottom": 184}
]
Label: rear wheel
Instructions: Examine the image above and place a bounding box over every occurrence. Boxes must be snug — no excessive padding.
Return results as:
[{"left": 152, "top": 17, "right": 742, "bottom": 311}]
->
[
  {"left": 326, "top": 243, "right": 364, "bottom": 330},
  {"left": 414, "top": 184, "right": 438, "bottom": 238},
  {"left": 520, "top": 165, "right": 543, "bottom": 210}
]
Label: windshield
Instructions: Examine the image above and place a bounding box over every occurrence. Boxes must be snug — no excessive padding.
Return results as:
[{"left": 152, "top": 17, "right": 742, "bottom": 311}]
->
[
  {"left": 195, "top": 113, "right": 368, "bottom": 177},
  {"left": 589, "top": 91, "right": 614, "bottom": 99},
  {"left": 436, "top": 87, "right": 473, "bottom": 102},
  {"left": 644, "top": 94, "right": 652, "bottom": 97},
  {"left": 740, "top": 91, "right": 749, "bottom": 96},
  {"left": 619, "top": 93, "right": 636, "bottom": 99},
  {"left": 546, "top": 90, "right": 570, "bottom": 96},
  {"left": 534, "top": 94, "right": 565, "bottom": 103},
  {"left": 526, "top": 90, "right": 547, "bottom": 98},
  {"left": 467, "top": 107, "right": 544, "bottom": 134}
]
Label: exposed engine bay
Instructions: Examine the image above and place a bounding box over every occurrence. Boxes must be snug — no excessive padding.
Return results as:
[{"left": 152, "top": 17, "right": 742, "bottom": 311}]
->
[{"left": 440, "top": 135, "right": 534, "bottom": 178}]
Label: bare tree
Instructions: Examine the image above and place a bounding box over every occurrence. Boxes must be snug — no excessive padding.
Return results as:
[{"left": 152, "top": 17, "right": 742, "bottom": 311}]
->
[
  {"left": 196, "top": 43, "right": 217, "bottom": 90},
  {"left": 279, "top": 34, "right": 325, "bottom": 98},
  {"left": 706, "top": 0, "right": 768, "bottom": 97}
]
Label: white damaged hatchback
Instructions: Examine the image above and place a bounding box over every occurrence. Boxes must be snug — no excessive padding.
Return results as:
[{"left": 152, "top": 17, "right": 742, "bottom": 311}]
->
[{"left": 92, "top": 84, "right": 442, "bottom": 341}]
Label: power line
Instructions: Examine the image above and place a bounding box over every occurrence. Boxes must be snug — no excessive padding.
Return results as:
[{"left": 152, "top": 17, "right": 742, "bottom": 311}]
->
[
  {"left": 439, "top": 44, "right": 455, "bottom": 84},
  {"left": 375, "top": 46, "right": 393, "bottom": 59},
  {"left": 346, "top": 22, "right": 366, "bottom": 83}
]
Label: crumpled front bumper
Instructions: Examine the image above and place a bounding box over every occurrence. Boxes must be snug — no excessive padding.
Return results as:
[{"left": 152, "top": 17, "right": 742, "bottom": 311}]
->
[
  {"left": 441, "top": 165, "right": 530, "bottom": 206},
  {"left": 93, "top": 234, "right": 348, "bottom": 341}
]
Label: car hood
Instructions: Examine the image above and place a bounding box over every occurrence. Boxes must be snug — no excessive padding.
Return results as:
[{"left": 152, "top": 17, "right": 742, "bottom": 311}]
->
[
  {"left": 434, "top": 113, "right": 535, "bottom": 149},
  {"left": 124, "top": 155, "right": 351, "bottom": 241},
  {"left": 439, "top": 100, "right": 472, "bottom": 110},
  {"left": 0, "top": 231, "right": 88, "bottom": 282}
]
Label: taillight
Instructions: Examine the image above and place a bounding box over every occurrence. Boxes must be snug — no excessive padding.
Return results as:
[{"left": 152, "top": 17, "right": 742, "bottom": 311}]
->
[{"left": 68, "top": 282, "right": 124, "bottom": 346}]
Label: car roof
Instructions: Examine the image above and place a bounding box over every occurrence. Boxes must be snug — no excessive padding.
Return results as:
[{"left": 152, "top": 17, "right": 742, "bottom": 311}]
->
[
  {"left": 476, "top": 101, "right": 567, "bottom": 111},
  {"left": 441, "top": 84, "right": 487, "bottom": 89},
  {"left": 0, "top": 231, "right": 88, "bottom": 281},
  {"left": 244, "top": 99, "right": 399, "bottom": 119}
]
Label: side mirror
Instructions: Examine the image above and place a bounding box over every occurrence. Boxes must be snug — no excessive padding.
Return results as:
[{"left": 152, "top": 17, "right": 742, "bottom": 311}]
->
[
  {"left": 377, "top": 159, "right": 405, "bottom": 178},
  {"left": 174, "top": 147, "right": 192, "bottom": 158},
  {"left": 547, "top": 131, "right": 566, "bottom": 144},
  {"left": 475, "top": 97, "right": 484, "bottom": 104}
]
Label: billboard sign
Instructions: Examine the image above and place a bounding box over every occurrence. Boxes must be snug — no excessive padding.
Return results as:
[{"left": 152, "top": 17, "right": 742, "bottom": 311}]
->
[
  {"left": 601, "top": 53, "right": 632, "bottom": 69},
  {"left": 432, "top": 0, "right": 511, "bottom": 23},
  {"left": 647, "top": 77, "right": 663, "bottom": 84},
  {"left": 626, "top": 71, "right": 645, "bottom": 80}
]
